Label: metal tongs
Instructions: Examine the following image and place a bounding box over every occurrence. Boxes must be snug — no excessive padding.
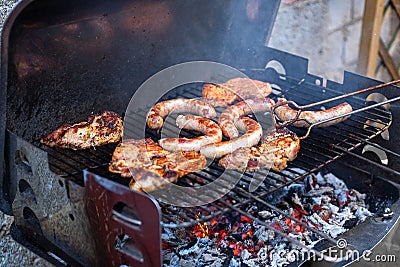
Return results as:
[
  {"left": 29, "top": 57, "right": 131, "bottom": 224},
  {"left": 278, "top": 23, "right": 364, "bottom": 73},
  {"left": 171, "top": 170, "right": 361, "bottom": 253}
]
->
[{"left": 271, "top": 79, "right": 400, "bottom": 139}]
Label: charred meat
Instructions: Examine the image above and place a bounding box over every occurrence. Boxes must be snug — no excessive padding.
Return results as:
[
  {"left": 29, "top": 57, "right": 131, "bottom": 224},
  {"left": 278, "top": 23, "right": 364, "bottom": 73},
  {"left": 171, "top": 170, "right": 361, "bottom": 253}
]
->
[
  {"left": 219, "top": 128, "right": 300, "bottom": 172},
  {"left": 202, "top": 77, "right": 272, "bottom": 107},
  {"left": 109, "top": 138, "right": 207, "bottom": 191},
  {"left": 40, "top": 111, "right": 123, "bottom": 150}
]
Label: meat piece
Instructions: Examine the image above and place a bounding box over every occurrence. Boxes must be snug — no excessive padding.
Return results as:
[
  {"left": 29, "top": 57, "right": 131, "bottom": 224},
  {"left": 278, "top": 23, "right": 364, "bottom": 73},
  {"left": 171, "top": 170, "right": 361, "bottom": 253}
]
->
[
  {"left": 219, "top": 97, "right": 275, "bottom": 138},
  {"left": 129, "top": 151, "right": 206, "bottom": 191},
  {"left": 40, "top": 111, "right": 123, "bottom": 150},
  {"left": 108, "top": 138, "right": 207, "bottom": 191},
  {"left": 108, "top": 138, "right": 170, "bottom": 176},
  {"left": 146, "top": 98, "right": 217, "bottom": 129},
  {"left": 159, "top": 115, "right": 222, "bottom": 152},
  {"left": 200, "top": 117, "right": 262, "bottom": 158},
  {"left": 202, "top": 77, "right": 272, "bottom": 107},
  {"left": 274, "top": 98, "right": 353, "bottom": 128},
  {"left": 219, "top": 128, "right": 300, "bottom": 172}
]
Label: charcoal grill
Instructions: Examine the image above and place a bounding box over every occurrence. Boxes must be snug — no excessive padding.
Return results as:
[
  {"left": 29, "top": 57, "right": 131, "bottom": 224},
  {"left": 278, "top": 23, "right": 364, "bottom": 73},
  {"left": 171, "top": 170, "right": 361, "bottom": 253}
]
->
[{"left": 1, "top": 0, "right": 400, "bottom": 266}]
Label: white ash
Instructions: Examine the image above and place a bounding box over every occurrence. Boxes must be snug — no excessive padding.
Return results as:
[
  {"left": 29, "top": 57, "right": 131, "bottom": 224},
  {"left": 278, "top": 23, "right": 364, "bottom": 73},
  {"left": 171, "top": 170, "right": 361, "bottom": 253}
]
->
[
  {"left": 325, "top": 173, "right": 348, "bottom": 192},
  {"left": 163, "top": 171, "right": 374, "bottom": 267},
  {"left": 355, "top": 207, "right": 373, "bottom": 222}
]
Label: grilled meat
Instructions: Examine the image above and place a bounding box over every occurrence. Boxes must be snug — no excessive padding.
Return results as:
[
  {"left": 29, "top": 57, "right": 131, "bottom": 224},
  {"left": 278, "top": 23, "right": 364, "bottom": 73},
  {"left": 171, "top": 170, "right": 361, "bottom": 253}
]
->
[
  {"left": 219, "top": 128, "right": 300, "bottom": 172},
  {"left": 109, "top": 138, "right": 207, "bottom": 191},
  {"left": 40, "top": 111, "right": 123, "bottom": 150},
  {"left": 200, "top": 117, "right": 262, "bottom": 158},
  {"left": 146, "top": 98, "right": 217, "bottom": 129},
  {"left": 219, "top": 97, "right": 275, "bottom": 138},
  {"left": 274, "top": 98, "right": 353, "bottom": 128},
  {"left": 202, "top": 77, "right": 272, "bottom": 107},
  {"left": 159, "top": 115, "right": 222, "bottom": 152}
]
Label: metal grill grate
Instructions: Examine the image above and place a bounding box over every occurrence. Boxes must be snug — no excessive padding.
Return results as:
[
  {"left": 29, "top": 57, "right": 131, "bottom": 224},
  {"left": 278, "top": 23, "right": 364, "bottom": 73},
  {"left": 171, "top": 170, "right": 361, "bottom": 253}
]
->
[{"left": 36, "top": 72, "right": 393, "bottom": 258}]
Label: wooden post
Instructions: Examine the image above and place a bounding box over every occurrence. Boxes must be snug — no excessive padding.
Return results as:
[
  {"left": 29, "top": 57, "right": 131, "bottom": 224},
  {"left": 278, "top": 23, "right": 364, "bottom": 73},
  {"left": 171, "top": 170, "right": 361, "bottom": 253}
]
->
[
  {"left": 357, "top": 0, "right": 385, "bottom": 77},
  {"left": 379, "top": 38, "right": 400, "bottom": 80}
]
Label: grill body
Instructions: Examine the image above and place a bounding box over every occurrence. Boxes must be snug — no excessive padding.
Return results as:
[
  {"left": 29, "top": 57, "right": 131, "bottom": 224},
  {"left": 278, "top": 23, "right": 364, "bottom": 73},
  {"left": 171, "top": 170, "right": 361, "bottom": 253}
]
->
[{"left": 1, "top": 0, "right": 400, "bottom": 266}]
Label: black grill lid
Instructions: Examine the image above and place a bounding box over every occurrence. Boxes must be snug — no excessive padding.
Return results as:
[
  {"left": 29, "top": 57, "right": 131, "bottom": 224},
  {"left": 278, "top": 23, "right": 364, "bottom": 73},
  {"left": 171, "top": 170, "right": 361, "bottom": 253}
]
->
[{"left": 0, "top": 0, "right": 281, "bottom": 212}]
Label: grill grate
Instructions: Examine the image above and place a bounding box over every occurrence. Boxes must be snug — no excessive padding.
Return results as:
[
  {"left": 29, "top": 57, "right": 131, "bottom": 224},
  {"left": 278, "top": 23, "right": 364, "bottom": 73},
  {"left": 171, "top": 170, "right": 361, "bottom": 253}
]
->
[{"left": 36, "top": 72, "right": 393, "bottom": 258}]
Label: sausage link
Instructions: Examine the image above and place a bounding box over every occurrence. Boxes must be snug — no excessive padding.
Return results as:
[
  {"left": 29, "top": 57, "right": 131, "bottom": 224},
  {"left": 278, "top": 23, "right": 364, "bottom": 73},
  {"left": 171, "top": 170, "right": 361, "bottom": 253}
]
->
[
  {"left": 200, "top": 117, "right": 262, "bottom": 158},
  {"left": 274, "top": 98, "right": 353, "bottom": 127},
  {"left": 219, "top": 97, "right": 275, "bottom": 138},
  {"left": 159, "top": 115, "right": 222, "bottom": 152},
  {"left": 147, "top": 98, "right": 217, "bottom": 129}
]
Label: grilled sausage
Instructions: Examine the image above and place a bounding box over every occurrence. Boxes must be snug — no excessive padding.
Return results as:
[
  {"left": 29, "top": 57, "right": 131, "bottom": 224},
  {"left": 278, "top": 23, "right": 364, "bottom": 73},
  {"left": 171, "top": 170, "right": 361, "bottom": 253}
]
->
[
  {"left": 274, "top": 98, "right": 353, "bottom": 127},
  {"left": 219, "top": 97, "right": 275, "bottom": 138},
  {"left": 202, "top": 77, "right": 273, "bottom": 107},
  {"left": 200, "top": 117, "right": 262, "bottom": 158},
  {"left": 147, "top": 98, "right": 217, "bottom": 129},
  {"left": 159, "top": 115, "right": 222, "bottom": 152}
]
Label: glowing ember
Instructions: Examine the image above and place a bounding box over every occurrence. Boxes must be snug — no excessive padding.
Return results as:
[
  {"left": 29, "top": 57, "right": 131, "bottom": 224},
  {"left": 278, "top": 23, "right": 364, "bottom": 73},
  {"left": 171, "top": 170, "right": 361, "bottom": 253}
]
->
[
  {"left": 163, "top": 171, "right": 374, "bottom": 267},
  {"left": 193, "top": 214, "right": 209, "bottom": 238}
]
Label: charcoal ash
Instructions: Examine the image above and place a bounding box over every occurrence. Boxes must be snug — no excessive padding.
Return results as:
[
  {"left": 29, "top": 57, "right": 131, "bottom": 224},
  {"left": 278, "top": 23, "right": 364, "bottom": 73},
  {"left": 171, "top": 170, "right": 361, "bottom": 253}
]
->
[{"left": 163, "top": 171, "right": 374, "bottom": 267}]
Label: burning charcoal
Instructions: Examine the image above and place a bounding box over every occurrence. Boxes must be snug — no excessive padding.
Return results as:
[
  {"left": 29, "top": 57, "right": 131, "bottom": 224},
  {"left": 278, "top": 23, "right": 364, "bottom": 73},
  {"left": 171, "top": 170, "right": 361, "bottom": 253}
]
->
[
  {"left": 199, "top": 238, "right": 211, "bottom": 247},
  {"left": 335, "top": 207, "right": 355, "bottom": 224},
  {"left": 168, "top": 254, "right": 180, "bottom": 266},
  {"left": 178, "top": 238, "right": 199, "bottom": 256},
  {"left": 210, "top": 259, "right": 225, "bottom": 267},
  {"left": 327, "top": 203, "right": 340, "bottom": 214},
  {"left": 314, "top": 172, "right": 326, "bottom": 185},
  {"left": 179, "top": 259, "right": 196, "bottom": 266},
  {"left": 317, "top": 209, "right": 332, "bottom": 222},
  {"left": 311, "top": 196, "right": 323, "bottom": 206},
  {"left": 247, "top": 205, "right": 259, "bottom": 214},
  {"left": 242, "top": 258, "right": 262, "bottom": 267},
  {"left": 258, "top": 210, "right": 274, "bottom": 219},
  {"left": 288, "top": 184, "right": 306, "bottom": 197},
  {"left": 304, "top": 187, "right": 334, "bottom": 197},
  {"left": 336, "top": 189, "right": 349, "bottom": 208},
  {"left": 310, "top": 213, "right": 346, "bottom": 238},
  {"left": 276, "top": 200, "right": 290, "bottom": 210},
  {"left": 257, "top": 247, "right": 268, "bottom": 261},
  {"left": 291, "top": 193, "right": 308, "bottom": 215},
  {"left": 304, "top": 175, "right": 315, "bottom": 191},
  {"left": 165, "top": 171, "right": 374, "bottom": 266},
  {"left": 355, "top": 207, "right": 373, "bottom": 222},
  {"left": 325, "top": 173, "right": 348, "bottom": 192},
  {"left": 244, "top": 239, "right": 254, "bottom": 249},
  {"left": 302, "top": 231, "right": 319, "bottom": 246},
  {"left": 270, "top": 244, "right": 290, "bottom": 267},
  {"left": 240, "top": 249, "right": 251, "bottom": 261},
  {"left": 229, "top": 257, "right": 241, "bottom": 267},
  {"left": 321, "top": 195, "right": 332, "bottom": 204},
  {"left": 349, "top": 189, "right": 366, "bottom": 202},
  {"left": 254, "top": 226, "right": 273, "bottom": 243}
]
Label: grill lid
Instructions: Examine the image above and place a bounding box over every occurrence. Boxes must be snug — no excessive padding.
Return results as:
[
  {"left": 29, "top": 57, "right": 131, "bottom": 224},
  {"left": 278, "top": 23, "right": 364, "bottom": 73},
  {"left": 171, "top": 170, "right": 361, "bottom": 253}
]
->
[{"left": 0, "top": 0, "right": 281, "bottom": 213}]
